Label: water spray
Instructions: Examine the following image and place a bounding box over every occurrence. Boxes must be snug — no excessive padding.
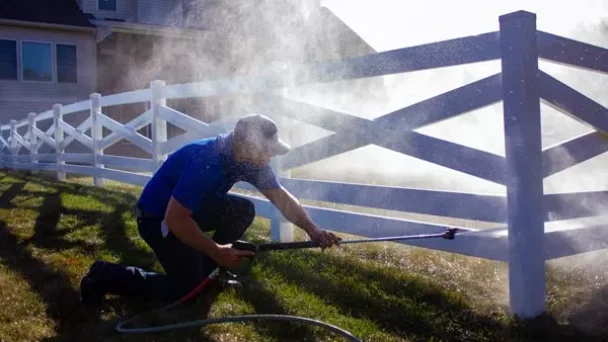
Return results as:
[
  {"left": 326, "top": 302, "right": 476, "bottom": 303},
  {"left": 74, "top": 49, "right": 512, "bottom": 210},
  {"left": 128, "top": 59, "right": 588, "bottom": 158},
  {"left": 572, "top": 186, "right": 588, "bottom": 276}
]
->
[{"left": 115, "top": 228, "right": 459, "bottom": 340}]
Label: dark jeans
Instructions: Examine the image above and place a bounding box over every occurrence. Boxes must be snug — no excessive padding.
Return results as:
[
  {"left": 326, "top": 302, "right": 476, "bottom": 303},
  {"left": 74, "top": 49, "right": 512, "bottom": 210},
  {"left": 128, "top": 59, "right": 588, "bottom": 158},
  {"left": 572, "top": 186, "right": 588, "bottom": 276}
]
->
[{"left": 95, "top": 194, "right": 255, "bottom": 302}]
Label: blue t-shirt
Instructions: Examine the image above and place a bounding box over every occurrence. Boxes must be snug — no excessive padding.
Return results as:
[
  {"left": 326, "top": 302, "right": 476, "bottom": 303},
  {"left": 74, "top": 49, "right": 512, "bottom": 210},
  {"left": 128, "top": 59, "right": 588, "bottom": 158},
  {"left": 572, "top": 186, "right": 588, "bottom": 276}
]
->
[{"left": 136, "top": 133, "right": 280, "bottom": 217}]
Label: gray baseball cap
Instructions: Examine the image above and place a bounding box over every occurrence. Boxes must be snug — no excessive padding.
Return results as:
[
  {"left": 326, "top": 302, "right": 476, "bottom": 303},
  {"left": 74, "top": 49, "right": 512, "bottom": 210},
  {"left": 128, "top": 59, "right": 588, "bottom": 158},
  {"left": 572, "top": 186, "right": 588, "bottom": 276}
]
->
[{"left": 233, "top": 114, "right": 291, "bottom": 155}]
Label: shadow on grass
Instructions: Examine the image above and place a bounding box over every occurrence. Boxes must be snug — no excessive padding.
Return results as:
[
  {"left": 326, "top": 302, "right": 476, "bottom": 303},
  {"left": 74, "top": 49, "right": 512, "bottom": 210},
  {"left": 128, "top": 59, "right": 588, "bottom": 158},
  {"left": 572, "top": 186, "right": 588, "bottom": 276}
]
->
[
  {"left": 254, "top": 249, "right": 597, "bottom": 342},
  {"left": 97, "top": 200, "right": 157, "bottom": 270},
  {"left": 0, "top": 172, "right": 163, "bottom": 340},
  {"left": 567, "top": 283, "right": 608, "bottom": 339},
  {"left": 1, "top": 170, "right": 604, "bottom": 342},
  {"left": 237, "top": 276, "right": 322, "bottom": 342},
  {"left": 20, "top": 188, "right": 103, "bottom": 253},
  {"left": 0, "top": 182, "right": 102, "bottom": 341},
  {"left": 6, "top": 171, "right": 153, "bottom": 267},
  {"left": 0, "top": 171, "right": 292, "bottom": 341}
]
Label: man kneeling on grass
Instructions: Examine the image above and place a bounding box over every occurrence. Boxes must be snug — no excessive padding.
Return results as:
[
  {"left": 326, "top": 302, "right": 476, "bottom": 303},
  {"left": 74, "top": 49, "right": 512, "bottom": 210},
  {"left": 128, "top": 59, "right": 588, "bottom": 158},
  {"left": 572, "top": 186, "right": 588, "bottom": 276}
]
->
[{"left": 79, "top": 114, "right": 341, "bottom": 306}]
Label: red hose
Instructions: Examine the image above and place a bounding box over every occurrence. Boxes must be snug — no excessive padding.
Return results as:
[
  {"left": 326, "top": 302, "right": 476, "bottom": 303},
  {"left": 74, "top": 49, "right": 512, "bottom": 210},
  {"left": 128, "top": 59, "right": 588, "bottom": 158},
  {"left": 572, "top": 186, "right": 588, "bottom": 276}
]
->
[{"left": 178, "top": 268, "right": 220, "bottom": 304}]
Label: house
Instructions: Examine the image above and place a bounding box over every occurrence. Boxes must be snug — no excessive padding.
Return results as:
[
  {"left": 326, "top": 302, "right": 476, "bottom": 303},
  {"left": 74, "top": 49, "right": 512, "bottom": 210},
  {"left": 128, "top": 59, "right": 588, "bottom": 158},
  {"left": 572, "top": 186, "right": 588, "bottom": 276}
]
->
[
  {"left": 0, "top": 0, "right": 388, "bottom": 158},
  {"left": 0, "top": 0, "right": 97, "bottom": 122}
]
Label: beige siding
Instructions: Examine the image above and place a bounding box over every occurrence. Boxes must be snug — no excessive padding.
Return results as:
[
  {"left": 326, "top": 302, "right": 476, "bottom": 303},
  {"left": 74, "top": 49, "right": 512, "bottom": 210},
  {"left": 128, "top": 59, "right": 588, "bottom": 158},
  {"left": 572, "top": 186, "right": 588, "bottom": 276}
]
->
[
  {"left": 81, "top": 0, "right": 181, "bottom": 25},
  {"left": 81, "top": 0, "right": 137, "bottom": 21},
  {"left": 0, "top": 24, "right": 97, "bottom": 123},
  {"left": 137, "top": 0, "right": 182, "bottom": 26}
]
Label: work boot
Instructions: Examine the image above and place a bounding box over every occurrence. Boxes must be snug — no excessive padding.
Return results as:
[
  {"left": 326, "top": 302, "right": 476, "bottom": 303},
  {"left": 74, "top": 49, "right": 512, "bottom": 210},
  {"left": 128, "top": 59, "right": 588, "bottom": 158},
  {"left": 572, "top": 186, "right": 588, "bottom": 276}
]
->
[{"left": 80, "top": 260, "right": 108, "bottom": 306}]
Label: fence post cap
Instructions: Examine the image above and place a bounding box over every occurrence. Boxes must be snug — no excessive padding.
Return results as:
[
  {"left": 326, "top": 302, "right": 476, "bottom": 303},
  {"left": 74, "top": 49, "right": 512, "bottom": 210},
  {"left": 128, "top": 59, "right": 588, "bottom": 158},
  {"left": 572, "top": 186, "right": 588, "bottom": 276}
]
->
[
  {"left": 151, "top": 80, "right": 166, "bottom": 87},
  {"left": 499, "top": 10, "right": 536, "bottom": 22},
  {"left": 53, "top": 103, "right": 62, "bottom": 109},
  {"left": 28, "top": 112, "right": 36, "bottom": 119},
  {"left": 90, "top": 93, "right": 101, "bottom": 99}
]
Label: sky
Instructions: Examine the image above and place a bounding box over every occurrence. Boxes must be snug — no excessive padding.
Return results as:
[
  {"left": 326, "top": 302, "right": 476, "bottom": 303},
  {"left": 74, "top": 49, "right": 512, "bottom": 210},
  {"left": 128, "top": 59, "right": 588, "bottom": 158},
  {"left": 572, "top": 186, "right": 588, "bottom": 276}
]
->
[
  {"left": 280, "top": 0, "right": 608, "bottom": 195},
  {"left": 322, "top": 0, "right": 608, "bottom": 51}
]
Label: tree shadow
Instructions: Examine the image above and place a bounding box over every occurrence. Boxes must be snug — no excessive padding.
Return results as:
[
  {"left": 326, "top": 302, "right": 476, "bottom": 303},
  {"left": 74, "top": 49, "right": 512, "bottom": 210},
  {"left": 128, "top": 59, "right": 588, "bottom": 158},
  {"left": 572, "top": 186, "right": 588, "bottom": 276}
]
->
[{"left": 253, "top": 249, "right": 597, "bottom": 342}]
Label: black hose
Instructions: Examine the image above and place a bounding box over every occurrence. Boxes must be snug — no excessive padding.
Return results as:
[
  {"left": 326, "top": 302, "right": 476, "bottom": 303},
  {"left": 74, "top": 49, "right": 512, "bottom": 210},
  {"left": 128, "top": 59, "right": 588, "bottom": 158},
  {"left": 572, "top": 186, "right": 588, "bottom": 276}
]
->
[
  {"left": 115, "top": 269, "right": 363, "bottom": 341},
  {"left": 116, "top": 310, "right": 362, "bottom": 341}
]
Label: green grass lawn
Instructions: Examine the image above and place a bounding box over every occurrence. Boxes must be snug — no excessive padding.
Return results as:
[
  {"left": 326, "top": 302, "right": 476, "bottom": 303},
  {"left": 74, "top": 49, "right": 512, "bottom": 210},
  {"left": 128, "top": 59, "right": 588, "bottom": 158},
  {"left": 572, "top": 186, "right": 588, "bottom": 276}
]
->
[{"left": 0, "top": 170, "right": 606, "bottom": 341}]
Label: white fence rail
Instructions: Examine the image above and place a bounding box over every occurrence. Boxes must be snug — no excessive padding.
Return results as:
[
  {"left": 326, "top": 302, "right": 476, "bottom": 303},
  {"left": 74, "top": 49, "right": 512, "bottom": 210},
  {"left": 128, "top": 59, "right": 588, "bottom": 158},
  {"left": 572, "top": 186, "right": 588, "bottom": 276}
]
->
[
  {"left": 0, "top": 78, "right": 310, "bottom": 241},
  {"left": 0, "top": 76, "right": 484, "bottom": 249}
]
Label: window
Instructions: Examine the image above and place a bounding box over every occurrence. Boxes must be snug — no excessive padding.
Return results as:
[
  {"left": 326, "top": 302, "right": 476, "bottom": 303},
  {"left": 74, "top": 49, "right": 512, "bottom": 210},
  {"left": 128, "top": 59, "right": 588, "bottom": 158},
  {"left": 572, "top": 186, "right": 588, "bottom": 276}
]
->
[
  {"left": 56, "top": 44, "right": 77, "bottom": 83},
  {"left": 22, "top": 42, "right": 52, "bottom": 82},
  {"left": 98, "top": 0, "right": 116, "bottom": 11},
  {"left": 2, "top": 40, "right": 79, "bottom": 83},
  {"left": 0, "top": 39, "right": 17, "bottom": 80}
]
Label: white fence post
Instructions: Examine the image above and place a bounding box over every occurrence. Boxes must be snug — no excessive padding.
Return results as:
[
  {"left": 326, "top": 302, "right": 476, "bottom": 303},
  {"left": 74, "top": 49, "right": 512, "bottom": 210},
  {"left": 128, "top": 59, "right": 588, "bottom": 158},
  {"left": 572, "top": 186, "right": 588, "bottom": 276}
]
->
[
  {"left": 28, "top": 112, "right": 38, "bottom": 174},
  {"left": 499, "top": 11, "right": 545, "bottom": 318},
  {"left": 10, "top": 120, "right": 17, "bottom": 171},
  {"left": 90, "top": 93, "right": 104, "bottom": 186},
  {"left": 151, "top": 80, "right": 167, "bottom": 170},
  {"left": 271, "top": 156, "right": 294, "bottom": 242},
  {"left": 53, "top": 104, "right": 65, "bottom": 180}
]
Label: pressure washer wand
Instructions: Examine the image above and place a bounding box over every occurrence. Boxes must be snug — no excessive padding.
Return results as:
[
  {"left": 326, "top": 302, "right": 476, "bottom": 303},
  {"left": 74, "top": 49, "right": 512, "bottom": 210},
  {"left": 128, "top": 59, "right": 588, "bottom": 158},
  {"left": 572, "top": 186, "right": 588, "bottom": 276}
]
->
[{"left": 234, "top": 228, "right": 459, "bottom": 252}]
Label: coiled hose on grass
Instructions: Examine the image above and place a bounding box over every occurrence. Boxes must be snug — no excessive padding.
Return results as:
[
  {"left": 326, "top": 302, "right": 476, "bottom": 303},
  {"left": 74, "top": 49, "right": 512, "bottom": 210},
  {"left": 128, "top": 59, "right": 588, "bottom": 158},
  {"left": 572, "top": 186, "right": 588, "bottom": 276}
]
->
[{"left": 115, "top": 268, "right": 362, "bottom": 341}]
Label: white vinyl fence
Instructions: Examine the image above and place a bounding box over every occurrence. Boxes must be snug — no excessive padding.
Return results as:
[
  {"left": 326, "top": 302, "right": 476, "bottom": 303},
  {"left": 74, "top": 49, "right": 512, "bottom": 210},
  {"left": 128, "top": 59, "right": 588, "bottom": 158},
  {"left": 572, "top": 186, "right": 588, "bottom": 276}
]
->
[{"left": 1, "top": 10, "right": 608, "bottom": 320}]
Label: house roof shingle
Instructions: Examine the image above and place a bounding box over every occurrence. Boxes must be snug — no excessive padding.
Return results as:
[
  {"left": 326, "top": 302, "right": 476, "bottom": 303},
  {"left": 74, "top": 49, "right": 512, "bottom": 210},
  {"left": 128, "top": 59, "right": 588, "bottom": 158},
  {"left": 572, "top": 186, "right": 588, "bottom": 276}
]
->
[{"left": 0, "top": 0, "right": 95, "bottom": 28}]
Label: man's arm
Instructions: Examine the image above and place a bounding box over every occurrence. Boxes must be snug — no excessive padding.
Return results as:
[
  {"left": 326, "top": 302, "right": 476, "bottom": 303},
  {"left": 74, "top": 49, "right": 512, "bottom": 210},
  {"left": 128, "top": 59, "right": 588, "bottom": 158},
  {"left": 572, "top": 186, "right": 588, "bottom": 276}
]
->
[
  {"left": 260, "top": 186, "right": 317, "bottom": 235},
  {"left": 165, "top": 197, "right": 221, "bottom": 257},
  {"left": 245, "top": 165, "right": 340, "bottom": 248},
  {"left": 165, "top": 197, "right": 254, "bottom": 268},
  {"left": 260, "top": 186, "right": 341, "bottom": 248}
]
